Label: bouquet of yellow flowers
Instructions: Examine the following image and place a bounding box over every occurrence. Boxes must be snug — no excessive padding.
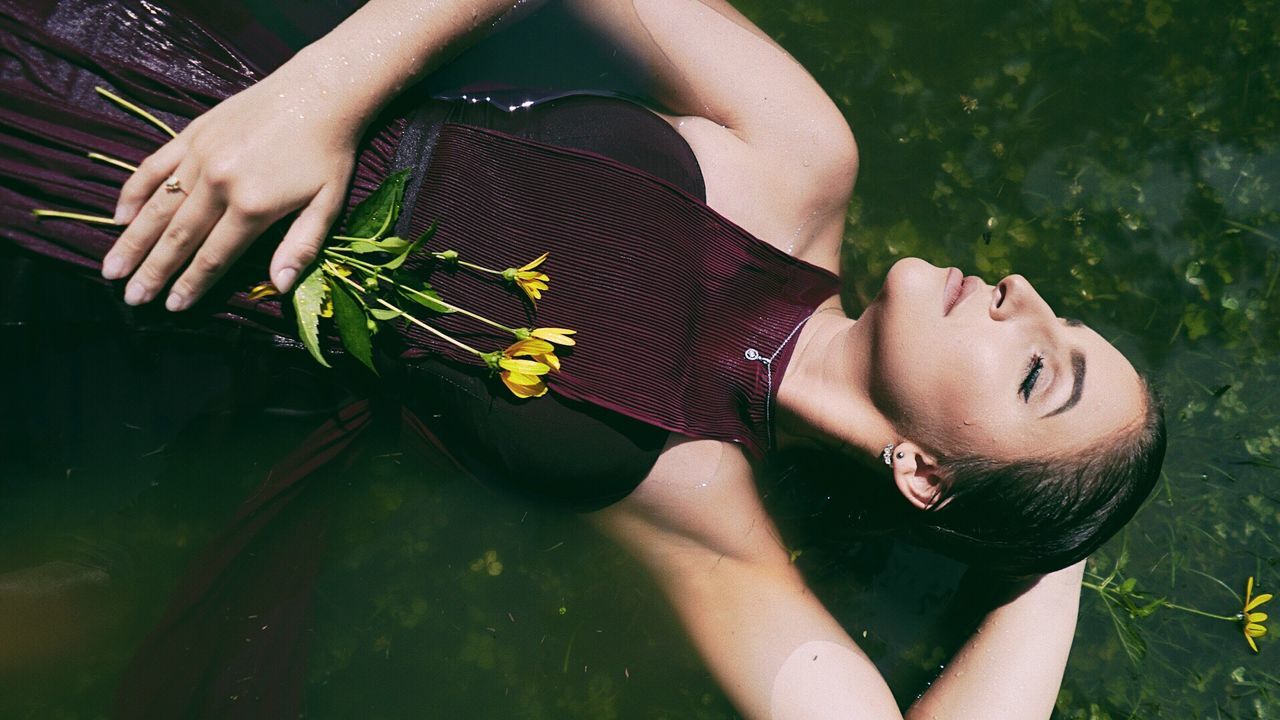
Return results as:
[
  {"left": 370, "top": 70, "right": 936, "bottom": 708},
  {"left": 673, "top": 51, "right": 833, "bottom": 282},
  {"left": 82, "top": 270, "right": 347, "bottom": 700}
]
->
[{"left": 35, "top": 87, "right": 576, "bottom": 399}]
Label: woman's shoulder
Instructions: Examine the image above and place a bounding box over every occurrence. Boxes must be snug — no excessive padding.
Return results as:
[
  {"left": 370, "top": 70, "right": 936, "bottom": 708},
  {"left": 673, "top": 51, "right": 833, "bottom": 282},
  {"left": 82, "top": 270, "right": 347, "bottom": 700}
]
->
[
  {"left": 649, "top": 106, "right": 855, "bottom": 275},
  {"left": 589, "top": 435, "right": 782, "bottom": 563}
]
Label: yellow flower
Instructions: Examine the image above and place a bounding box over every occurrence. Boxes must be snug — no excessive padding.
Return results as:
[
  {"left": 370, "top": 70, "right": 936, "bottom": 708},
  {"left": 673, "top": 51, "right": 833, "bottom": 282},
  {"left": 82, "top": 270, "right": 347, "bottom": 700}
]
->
[
  {"left": 246, "top": 282, "right": 279, "bottom": 301},
  {"left": 1243, "top": 576, "right": 1272, "bottom": 653},
  {"left": 504, "top": 252, "right": 550, "bottom": 306},
  {"left": 492, "top": 338, "right": 564, "bottom": 397}
]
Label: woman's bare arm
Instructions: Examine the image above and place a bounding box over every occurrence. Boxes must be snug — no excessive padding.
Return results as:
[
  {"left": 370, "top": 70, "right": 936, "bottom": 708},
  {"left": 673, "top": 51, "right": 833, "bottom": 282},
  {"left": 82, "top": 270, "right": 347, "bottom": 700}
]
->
[
  {"left": 561, "top": 0, "right": 857, "bottom": 266},
  {"left": 593, "top": 437, "right": 1085, "bottom": 719},
  {"left": 109, "top": 0, "right": 527, "bottom": 308},
  {"left": 590, "top": 437, "right": 902, "bottom": 720},
  {"left": 109, "top": 0, "right": 856, "bottom": 309},
  {"left": 905, "top": 561, "right": 1086, "bottom": 720}
]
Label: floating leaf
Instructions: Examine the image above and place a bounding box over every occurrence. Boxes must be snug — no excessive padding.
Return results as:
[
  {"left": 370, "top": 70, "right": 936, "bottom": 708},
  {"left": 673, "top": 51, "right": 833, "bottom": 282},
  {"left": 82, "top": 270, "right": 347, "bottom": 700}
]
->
[
  {"left": 342, "top": 168, "right": 411, "bottom": 240},
  {"left": 293, "top": 266, "right": 330, "bottom": 368},
  {"left": 331, "top": 282, "right": 377, "bottom": 375}
]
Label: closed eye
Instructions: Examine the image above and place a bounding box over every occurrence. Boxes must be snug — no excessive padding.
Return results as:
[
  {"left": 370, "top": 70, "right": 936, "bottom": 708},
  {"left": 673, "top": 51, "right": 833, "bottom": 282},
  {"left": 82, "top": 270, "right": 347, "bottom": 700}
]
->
[{"left": 1020, "top": 354, "right": 1044, "bottom": 402}]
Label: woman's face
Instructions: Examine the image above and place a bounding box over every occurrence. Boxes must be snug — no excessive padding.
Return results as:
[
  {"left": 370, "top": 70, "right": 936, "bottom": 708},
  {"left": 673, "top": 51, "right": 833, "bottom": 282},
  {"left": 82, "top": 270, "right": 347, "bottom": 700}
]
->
[{"left": 861, "top": 258, "right": 1144, "bottom": 462}]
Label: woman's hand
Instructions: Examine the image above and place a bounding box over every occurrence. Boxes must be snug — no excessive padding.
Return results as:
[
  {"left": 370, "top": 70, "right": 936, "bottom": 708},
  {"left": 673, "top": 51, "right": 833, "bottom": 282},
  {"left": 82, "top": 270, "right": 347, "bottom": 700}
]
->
[
  {"left": 103, "top": 65, "right": 363, "bottom": 312},
  {"left": 101, "top": 0, "right": 527, "bottom": 312}
]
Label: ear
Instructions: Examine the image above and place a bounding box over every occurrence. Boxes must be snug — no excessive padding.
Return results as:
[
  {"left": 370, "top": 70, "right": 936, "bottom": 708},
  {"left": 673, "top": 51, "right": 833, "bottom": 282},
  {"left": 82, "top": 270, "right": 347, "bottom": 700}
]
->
[{"left": 888, "top": 441, "right": 946, "bottom": 511}]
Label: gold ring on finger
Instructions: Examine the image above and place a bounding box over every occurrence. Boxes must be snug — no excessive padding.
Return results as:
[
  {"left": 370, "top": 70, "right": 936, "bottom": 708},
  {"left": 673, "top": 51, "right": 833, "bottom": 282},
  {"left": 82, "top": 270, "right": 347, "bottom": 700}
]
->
[{"left": 164, "top": 175, "right": 187, "bottom": 195}]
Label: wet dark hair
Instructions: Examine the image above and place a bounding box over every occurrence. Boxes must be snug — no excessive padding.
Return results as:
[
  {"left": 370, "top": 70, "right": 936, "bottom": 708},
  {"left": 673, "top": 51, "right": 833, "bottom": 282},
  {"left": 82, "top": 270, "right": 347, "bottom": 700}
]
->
[{"left": 906, "top": 374, "right": 1167, "bottom": 577}]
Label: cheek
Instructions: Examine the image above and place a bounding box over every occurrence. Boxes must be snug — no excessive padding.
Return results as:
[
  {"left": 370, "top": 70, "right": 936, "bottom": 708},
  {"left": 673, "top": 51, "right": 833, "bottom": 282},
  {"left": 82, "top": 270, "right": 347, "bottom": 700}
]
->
[{"left": 896, "top": 331, "right": 1006, "bottom": 453}]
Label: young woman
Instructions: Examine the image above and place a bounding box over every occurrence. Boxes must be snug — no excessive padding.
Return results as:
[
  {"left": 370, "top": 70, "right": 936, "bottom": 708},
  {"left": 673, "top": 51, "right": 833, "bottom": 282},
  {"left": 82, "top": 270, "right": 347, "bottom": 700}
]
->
[{"left": 0, "top": 0, "right": 1165, "bottom": 717}]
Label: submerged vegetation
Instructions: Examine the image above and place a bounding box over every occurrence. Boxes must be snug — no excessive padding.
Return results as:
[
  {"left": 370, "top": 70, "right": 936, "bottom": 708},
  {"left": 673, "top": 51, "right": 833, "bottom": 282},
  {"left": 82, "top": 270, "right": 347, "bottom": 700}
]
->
[{"left": 1, "top": 0, "right": 1277, "bottom": 718}]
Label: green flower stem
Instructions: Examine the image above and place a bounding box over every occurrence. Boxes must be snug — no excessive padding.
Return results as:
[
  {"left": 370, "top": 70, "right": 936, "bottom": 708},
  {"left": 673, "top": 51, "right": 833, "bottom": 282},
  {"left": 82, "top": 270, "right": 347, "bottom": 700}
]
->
[
  {"left": 322, "top": 263, "right": 486, "bottom": 358},
  {"left": 323, "top": 249, "right": 521, "bottom": 336},
  {"left": 86, "top": 152, "right": 138, "bottom": 173},
  {"left": 1082, "top": 581, "right": 1240, "bottom": 622},
  {"left": 439, "top": 255, "right": 502, "bottom": 275},
  {"left": 31, "top": 209, "right": 120, "bottom": 225},
  {"left": 1161, "top": 603, "right": 1241, "bottom": 623},
  {"left": 95, "top": 86, "right": 177, "bottom": 138}
]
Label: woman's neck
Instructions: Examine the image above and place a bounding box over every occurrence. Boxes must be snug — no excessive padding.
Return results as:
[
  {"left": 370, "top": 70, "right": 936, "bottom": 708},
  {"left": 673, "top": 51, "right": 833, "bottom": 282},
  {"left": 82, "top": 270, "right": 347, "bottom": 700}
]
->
[{"left": 775, "top": 304, "right": 895, "bottom": 460}]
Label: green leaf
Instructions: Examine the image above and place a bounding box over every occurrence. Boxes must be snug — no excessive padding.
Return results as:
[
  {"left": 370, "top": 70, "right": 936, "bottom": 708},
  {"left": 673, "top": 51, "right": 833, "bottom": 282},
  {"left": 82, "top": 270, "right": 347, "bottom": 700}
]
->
[
  {"left": 401, "top": 281, "right": 453, "bottom": 314},
  {"left": 331, "top": 282, "right": 377, "bottom": 375},
  {"left": 340, "top": 236, "right": 411, "bottom": 254},
  {"left": 370, "top": 307, "right": 404, "bottom": 321},
  {"left": 342, "top": 168, "right": 412, "bottom": 241},
  {"left": 292, "top": 266, "right": 330, "bottom": 368},
  {"left": 382, "top": 225, "right": 429, "bottom": 271}
]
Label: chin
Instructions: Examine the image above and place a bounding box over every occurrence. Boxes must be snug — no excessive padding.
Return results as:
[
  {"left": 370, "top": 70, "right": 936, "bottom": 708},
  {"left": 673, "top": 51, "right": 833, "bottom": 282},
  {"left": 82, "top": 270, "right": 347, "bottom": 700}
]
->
[{"left": 881, "top": 257, "right": 944, "bottom": 304}]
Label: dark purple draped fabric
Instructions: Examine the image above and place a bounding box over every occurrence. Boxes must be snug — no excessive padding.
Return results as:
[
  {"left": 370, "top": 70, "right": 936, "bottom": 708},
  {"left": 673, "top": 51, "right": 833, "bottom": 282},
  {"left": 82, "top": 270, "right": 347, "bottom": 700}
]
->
[
  {"left": 1, "top": 0, "right": 841, "bottom": 457},
  {"left": 389, "top": 122, "right": 840, "bottom": 455},
  {"left": 1, "top": 0, "right": 842, "bottom": 716}
]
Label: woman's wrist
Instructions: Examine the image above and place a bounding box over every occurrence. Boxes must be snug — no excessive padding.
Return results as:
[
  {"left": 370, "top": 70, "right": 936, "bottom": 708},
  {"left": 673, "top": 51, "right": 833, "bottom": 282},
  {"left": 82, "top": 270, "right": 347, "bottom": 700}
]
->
[{"left": 279, "top": 0, "right": 520, "bottom": 136}]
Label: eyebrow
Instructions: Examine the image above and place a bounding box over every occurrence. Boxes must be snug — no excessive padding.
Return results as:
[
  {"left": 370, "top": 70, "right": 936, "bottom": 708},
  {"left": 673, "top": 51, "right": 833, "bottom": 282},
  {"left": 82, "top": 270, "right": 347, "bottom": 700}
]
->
[{"left": 1042, "top": 350, "right": 1086, "bottom": 419}]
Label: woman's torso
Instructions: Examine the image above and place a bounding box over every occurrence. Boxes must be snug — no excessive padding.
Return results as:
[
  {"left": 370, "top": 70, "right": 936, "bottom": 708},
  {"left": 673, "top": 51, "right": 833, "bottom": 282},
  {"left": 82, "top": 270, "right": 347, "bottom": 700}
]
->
[{"left": 381, "top": 90, "right": 844, "bottom": 509}]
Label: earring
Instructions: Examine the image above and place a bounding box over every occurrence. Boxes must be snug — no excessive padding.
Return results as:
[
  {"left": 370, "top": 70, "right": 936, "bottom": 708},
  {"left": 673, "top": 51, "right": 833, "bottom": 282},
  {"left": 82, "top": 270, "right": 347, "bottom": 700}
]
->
[{"left": 882, "top": 443, "right": 895, "bottom": 466}]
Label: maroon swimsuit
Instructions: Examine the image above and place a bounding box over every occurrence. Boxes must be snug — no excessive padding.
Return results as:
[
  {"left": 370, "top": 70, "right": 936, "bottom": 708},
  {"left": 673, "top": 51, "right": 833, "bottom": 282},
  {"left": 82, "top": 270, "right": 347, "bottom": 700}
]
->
[{"left": 0, "top": 0, "right": 839, "bottom": 510}]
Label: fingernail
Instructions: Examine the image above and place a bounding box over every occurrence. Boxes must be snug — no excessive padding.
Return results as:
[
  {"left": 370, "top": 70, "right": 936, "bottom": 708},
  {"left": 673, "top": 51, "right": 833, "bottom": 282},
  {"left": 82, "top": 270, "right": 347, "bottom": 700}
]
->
[
  {"left": 102, "top": 255, "right": 125, "bottom": 280},
  {"left": 112, "top": 206, "right": 125, "bottom": 225},
  {"left": 124, "top": 283, "right": 148, "bottom": 306},
  {"left": 165, "top": 292, "right": 185, "bottom": 312},
  {"left": 276, "top": 267, "right": 298, "bottom": 292}
]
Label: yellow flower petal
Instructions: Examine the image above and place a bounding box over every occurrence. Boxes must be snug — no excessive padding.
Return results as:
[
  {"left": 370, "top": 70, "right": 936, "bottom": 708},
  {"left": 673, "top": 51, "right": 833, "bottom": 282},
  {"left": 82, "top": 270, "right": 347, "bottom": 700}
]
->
[
  {"left": 1246, "top": 623, "right": 1268, "bottom": 637},
  {"left": 519, "top": 251, "right": 549, "bottom": 272},
  {"left": 499, "top": 358, "right": 550, "bottom": 375},
  {"left": 500, "top": 373, "right": 546, "bottom": 398},
  {"left": 1248, "top": 612, "right": 1269, "bottom": 623},
  {"left": 506, "top": 339, "right": 555, "bottom": 357},
  {"left": 1245, "top": 593, "right": 1273, "bottom": 612},
  {"left": 1247, "top": 634, "right": 1259, "bottom": 653},
  {"left": 501, "top": 371, "right": 541, "bottom": 386},
  {"left": 530, "top": 328, "right": 577, "bottom": 346},
  {"left": 539, "top": 352, "right": 561, "bottom": 372},
  {"left": 247, "top": 282, "right": 279, "bottom": 300}
]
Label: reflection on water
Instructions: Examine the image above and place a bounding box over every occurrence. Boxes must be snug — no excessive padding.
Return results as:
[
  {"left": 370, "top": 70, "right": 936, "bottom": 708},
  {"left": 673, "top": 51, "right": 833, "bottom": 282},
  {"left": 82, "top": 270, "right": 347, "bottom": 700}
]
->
[{"left": 2, "top": 0, "right": 1278, "bottom": 717}]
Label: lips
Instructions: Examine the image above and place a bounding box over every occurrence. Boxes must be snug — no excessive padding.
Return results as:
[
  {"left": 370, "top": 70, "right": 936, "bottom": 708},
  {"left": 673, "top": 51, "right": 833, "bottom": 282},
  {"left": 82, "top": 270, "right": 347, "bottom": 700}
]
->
[
  {"left": 943, "top": 269, "right": 983, "bottom": 316},
  {"left": 942, "top": 267, "right": 963, "bottom": 315}
]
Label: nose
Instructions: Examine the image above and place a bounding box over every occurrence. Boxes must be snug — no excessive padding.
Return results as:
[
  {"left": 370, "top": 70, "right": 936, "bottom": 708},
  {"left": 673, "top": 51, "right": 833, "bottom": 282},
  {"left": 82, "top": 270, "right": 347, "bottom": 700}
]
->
[{"left": 990, "top": 274, "right": 1054, "bottom": 321}]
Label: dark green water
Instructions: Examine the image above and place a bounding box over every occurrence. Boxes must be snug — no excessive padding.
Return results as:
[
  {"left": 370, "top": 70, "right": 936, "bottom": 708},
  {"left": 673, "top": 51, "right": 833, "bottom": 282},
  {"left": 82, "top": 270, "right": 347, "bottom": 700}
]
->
[{"left": 2, "top": 1, "right": 1278, "bottom": 717}]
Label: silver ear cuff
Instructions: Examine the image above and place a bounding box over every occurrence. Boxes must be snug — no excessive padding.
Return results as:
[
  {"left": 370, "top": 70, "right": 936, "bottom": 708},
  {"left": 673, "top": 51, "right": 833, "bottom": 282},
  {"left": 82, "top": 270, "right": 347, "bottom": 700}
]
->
[{"left": 882, "top": 443, "right": 895, "bottom": 466}]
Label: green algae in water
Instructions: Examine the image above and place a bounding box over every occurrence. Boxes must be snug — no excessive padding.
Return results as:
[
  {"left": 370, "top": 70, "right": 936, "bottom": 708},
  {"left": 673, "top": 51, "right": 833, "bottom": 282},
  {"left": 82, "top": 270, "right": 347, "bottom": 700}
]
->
[{"left": 3, "top": 0, "right": 1279, "bottom": 718}]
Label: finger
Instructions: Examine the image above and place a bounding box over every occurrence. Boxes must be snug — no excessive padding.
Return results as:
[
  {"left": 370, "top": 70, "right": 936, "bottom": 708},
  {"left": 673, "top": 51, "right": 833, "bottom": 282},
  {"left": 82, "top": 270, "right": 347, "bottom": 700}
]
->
[
  {"left": 102, "top": 168, "right": 193, "bottom": 282},
  {"left": 166, "top": 209, "right": 272, "bottom": 311},
  {"left": 112, "top": 138, "right": 187, "bottom": 226},
  {"left": 270, "top": 183, "right": 346, "bottom": 293},
  {"left": 125, "top": 186, "right": 224, "bottom": 307}
]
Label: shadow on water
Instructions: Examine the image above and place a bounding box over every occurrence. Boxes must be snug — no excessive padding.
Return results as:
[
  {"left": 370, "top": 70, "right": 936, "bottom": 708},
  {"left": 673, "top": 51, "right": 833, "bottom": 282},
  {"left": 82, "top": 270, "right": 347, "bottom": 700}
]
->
[{"left": 2, "top": 0, "right": 1279, "bottom": 718}]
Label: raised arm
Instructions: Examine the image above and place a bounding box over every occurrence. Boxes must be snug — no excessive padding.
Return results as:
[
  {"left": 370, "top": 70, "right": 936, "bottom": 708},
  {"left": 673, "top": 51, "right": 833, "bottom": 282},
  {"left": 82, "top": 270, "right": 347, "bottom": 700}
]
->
[
  {"left": 906, "top": 561, "right": 1086, "bottom": 720},
  {"left": 590, "top": 437, "right": 902, "bottom": 720},
  {"left": 107, "top": 0, "right": 528, "bottom": 309},
  {"left": 592, "top": 437, "right": 1084, "bottom": 719},
  {"left": 109, "top": 0, "right": 856, "bottom": 310}
]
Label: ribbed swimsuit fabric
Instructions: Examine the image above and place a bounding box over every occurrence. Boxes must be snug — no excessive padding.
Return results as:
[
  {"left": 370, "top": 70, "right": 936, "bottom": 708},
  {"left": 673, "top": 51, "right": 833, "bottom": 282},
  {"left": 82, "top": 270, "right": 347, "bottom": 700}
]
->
[{"left": 0, "top": 0, "right": 841, "bottom": 509}]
